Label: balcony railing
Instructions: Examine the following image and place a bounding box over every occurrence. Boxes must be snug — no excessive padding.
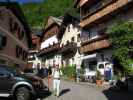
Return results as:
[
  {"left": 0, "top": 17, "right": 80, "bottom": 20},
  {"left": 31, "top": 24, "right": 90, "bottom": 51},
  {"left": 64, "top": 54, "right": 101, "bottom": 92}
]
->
[
  {"left": 80, "top": 0, "right": 133, "bottom": 28},
  {"left": 80, "top": 35, "right": 110, "bottom": 53},
  {"left": 38, "top": 43, "right": 60, "bottom": 56},
  {"left": 61, "top": 42, "right": 77, "bottom": 53},
  {"left": 82, "top": 0, "right": 117, "bottom": 19}
]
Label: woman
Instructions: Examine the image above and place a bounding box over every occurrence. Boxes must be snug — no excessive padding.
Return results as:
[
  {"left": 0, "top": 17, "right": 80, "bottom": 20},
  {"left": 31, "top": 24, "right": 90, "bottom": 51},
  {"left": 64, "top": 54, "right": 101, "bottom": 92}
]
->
[{"left": 47, "top": 67, "right": 52, "bottom": 90}]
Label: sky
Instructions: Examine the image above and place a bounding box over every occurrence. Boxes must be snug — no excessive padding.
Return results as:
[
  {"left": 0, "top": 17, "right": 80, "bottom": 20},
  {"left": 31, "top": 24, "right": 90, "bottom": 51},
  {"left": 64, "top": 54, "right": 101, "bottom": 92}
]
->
[{"left": 0, "top": 0, "right": 44, "bottom": 4}]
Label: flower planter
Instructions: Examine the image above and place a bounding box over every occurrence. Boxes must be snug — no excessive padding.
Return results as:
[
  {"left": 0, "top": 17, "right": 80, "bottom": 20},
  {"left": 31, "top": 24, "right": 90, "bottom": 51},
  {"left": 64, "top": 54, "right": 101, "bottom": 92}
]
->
[{"left": 96, "top": 80, "right": 103, "bottom": 86}]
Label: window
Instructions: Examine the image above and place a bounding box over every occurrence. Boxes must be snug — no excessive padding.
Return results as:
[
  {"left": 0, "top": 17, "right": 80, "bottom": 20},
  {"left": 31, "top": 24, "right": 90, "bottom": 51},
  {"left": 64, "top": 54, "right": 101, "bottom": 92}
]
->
[
  {"left": 71, "top": 37, "right": 74, "bottom": 42},
  {"left": 0, "top": 11, "right": 3, "bottom": 20},
  {"left": 77, "top": 34, "right": 80, "bottom": 42},
  {"left": 0, "top": 34, "right": 7, "bottom": 49},
  {"left": 68, "top": 26, "right": 70, "bottom": 32},
  {"left": 13, "top": 22, "right": 18, "bottom": 33},
  {"left": 88, "top": 60, "right": 97, "bottom": 71},
  {"left": 66, "top": 40, "right": 69, "bottom": 44},
  {"left": 0, "top": 67, "right": 11, "bottom": 77},
  {"left": 22, "top": 51, "right": 28, "bottom": 61},
  {"left": 9, "top": 18, "right": 13, "bottom": 32},
  {"left": 17, "top": 27, "right": 21, "bottom": 39},
  {"left": 16, "top": 45, "right": 22, "bottom": 58},
  {"left": 19, "top": 30, "right": 24, "bottom": 40},
  {"left": 16, "top": 45, "right": 19, "bottom": 57},
  {"left": 98, "top": 28, "right": 107, "bottom": 36},
  {"left": 99, "top": 64, "right": 104, "bottom": 69}
]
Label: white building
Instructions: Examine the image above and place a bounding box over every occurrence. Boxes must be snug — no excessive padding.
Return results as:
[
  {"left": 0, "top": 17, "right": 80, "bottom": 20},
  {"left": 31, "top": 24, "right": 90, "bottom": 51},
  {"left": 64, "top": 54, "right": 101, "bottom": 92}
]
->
[
  {"left": 38, "top": 16, "right": 62, "bottom": 68},
  {"left": 58, "top": 14, "right": 82, "bottom": 69}
]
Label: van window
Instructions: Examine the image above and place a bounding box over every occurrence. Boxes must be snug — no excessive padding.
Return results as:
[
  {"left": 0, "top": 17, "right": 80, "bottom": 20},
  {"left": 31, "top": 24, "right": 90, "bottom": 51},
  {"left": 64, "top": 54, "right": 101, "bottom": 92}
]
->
[{"left": 99, "top": 64, "right": 104, "bottom": 69}]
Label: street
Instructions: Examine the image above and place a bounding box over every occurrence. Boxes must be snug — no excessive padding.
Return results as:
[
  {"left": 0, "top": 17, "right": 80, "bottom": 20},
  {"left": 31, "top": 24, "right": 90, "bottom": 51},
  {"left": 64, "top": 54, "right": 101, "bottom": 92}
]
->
[
  {"left": 41, "top": 80, "right": 133, "bottom": 100},
  {"left": 0, "top": 80, "right": 133, "bottom": 100}
]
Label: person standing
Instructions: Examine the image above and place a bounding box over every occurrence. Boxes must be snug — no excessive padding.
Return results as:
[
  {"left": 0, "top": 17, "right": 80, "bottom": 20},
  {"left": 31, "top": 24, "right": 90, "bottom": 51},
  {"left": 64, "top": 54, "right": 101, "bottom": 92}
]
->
[
  {"left": 52, "top": 65, "right": 62, "bottom": 97},
  {"left": 47, "top": 67, "right": 52, "bottom": 90}
]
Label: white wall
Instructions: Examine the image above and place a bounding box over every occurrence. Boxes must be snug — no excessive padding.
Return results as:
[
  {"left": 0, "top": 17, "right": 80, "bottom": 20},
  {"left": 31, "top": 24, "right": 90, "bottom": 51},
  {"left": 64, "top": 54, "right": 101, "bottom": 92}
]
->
[
  {"left": 60, "top": 24, "right": 82, "bottom": 67},
  {"left": 41, "top": 35, "right": 58, "bottom": 49},
  {"left": 60, "top": 24, "right": 81, "bottom": 46}
]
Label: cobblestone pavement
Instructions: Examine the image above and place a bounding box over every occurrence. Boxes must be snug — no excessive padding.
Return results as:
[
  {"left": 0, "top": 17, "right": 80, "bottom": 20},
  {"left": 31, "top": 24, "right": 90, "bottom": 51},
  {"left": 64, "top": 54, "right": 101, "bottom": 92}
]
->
[{"left": 41, "top": 79, "right": 133, "bottom": 100}]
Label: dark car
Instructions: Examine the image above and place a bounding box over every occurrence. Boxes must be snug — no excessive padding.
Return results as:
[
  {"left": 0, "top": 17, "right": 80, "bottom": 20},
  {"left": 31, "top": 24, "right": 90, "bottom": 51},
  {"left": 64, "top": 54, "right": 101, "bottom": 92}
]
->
[{"left": 0, "top": 64, "right": 48, "bottom": 100}]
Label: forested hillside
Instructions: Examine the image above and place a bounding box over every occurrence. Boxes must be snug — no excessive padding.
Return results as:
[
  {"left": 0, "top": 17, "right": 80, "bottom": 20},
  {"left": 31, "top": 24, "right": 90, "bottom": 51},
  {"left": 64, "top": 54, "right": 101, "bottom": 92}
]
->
[{"left": 21, "top": 0, "right": 79, "bottom": 30}]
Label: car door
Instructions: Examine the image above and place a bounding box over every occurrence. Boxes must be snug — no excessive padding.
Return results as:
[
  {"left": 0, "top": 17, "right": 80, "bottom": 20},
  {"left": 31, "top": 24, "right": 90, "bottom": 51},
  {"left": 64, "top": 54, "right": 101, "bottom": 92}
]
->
[{"left": 0, "top": 67, "right": 15, "bottom": 93}]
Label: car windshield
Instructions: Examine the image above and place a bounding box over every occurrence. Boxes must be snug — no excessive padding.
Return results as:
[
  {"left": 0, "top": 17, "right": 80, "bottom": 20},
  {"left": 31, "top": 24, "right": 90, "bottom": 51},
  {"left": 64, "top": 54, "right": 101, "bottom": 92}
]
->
[
  {"left": 99, "top": 64, "right": 104, "bottom": 69},
  {"left": 0, "top": 65, "right": 18, "bottom": 76}
]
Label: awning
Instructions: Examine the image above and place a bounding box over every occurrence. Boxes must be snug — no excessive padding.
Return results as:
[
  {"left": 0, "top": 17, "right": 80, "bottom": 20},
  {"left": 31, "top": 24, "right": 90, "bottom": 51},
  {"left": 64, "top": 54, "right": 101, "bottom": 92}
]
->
[{"left": 81, "top": 53, "right": 97, "bottom": 60}]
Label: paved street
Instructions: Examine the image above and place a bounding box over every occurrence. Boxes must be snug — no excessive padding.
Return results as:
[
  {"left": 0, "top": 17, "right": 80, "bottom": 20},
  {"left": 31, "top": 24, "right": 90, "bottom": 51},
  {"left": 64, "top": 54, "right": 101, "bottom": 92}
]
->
[
  {"left": 41, "top": 80, "right": 133, "bottom": 100},
  {"left": 0, "top": 80, "right": 133, "bottom": 100}
]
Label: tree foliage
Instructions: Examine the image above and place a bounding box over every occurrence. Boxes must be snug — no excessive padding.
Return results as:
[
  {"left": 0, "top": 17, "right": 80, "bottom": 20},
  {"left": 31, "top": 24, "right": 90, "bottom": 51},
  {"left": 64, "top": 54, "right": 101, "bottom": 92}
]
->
[
  {"left": 21, "top": 0, "right": 79, "bottom": 30},
  {"left": 107, "top": 21, "right": 133, "bottom": 74}
]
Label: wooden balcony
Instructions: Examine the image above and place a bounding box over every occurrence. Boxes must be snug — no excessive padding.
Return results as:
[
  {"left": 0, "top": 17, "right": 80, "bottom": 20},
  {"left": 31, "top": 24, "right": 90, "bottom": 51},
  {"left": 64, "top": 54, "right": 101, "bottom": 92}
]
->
[
  {"left": 61, "top": 42, "right": 77, "bottom": 54},
  {"left": 80, "top": 0, "right": 133, "bottom": 28},
  {"left": 80, "top": 36, "right": 110, "bottom": 54},
  {"left": 38, "top": 43, "right": 60, "bottom": 56},
  {"left": 79, "top": 0, "right": 94, "bottom": 7}
]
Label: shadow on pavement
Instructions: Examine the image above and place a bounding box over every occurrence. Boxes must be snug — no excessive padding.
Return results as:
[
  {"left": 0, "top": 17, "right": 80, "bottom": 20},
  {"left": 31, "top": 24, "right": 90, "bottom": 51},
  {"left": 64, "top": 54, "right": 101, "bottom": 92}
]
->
[
  {"left": 36, "top": 90, "right": 52, "bottom": 99},
  {"left": 59, "top": 88, "right": 70, "bottom": 96},
  {"left": 0, "top": 97, "right": 12, "bottom": 100},
  {"left": 103, "top": 86, "right": 133, "bottom": 100}
]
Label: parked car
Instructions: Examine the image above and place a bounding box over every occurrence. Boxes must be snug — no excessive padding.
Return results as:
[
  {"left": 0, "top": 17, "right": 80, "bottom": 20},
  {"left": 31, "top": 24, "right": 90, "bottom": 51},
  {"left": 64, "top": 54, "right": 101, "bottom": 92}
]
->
[{"left": 0, "top": 64, "right": 48, "bottom": 100}]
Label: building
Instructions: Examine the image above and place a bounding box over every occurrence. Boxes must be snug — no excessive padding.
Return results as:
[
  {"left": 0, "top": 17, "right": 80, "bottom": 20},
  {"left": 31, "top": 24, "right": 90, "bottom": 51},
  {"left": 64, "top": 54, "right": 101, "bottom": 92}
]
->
[
  {"left": 0, "top": 2, "right": 32, "bottom": 69},
  {"left": 75, "top": 0, "right": 133, "bottom": 72},
  {"left": 38, "top": 16, "right": 62, "bottom": 68},
  {"left": 58, "top": 14, "right": 82, "bottom": 69},
  {"left": 27, "top": 34, "right": 42, "bottom": 70}
]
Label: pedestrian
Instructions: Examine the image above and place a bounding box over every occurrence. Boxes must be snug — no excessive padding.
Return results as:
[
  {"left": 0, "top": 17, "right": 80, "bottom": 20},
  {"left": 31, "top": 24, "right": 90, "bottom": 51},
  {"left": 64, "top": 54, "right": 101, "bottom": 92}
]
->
[
  {"left": 104, "top": 63, "right": 112, "bottom": 82},
  {"left": 47, "top": 66, "right": 52, "bottom": 90},
  {"left": 52, "top": 64, "right": 62, "bottom": 97}
]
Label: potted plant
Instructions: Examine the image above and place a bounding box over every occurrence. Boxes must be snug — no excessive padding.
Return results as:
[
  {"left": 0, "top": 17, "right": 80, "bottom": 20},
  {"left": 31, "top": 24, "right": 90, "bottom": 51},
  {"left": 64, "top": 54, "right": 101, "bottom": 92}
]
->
[{"left": 96, "top": 70, "right": 103, "bottom": 86}]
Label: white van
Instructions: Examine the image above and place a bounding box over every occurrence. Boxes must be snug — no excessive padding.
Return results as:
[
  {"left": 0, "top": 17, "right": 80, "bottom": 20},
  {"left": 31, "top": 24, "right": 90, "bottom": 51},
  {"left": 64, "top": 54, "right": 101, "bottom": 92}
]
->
[{"left": 97, "top": 61, "right": 112, "bottom": 76}]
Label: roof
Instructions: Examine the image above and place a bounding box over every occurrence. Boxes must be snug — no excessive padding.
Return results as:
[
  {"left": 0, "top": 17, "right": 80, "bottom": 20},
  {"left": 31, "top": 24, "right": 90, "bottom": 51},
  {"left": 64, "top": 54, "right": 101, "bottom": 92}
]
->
[
  {"left": 41, "top": 16, "right": 63, "bottom": 41},
  {"left": 0, "top": 2, "right": 32, "bottom": 48},
  {"left": 58, "top": 13, "right": 80, "bottom": 39},
  {"left": 44, "top": 16, "right": 62, "bottom": 30}
]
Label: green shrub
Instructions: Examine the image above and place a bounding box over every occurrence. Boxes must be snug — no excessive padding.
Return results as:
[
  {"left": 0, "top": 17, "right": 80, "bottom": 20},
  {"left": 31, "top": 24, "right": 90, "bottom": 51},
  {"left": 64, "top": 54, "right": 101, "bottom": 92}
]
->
[{"left": 61, "top": 65, "right": 76, "bottom": 79}]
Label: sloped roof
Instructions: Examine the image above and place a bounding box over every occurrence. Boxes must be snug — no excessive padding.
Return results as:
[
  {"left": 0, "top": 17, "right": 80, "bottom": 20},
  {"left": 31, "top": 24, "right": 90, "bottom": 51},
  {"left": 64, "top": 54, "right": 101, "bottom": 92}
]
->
[{"left": 44, "top": 16, "right": 62, "bottom": 30}]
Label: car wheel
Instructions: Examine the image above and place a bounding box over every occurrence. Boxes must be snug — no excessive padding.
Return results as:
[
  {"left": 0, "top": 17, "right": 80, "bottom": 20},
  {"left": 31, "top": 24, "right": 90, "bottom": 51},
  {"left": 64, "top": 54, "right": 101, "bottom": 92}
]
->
[{"left": 15, "top": 87, "right": 31, "bottom": 100}]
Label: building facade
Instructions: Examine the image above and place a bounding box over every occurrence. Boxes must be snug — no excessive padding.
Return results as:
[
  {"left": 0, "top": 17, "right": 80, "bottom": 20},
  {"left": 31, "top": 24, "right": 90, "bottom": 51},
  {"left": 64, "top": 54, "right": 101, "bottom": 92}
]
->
[
  {"left": 58, "top": 14, "right": 82, "bottom": 69},
  {"left": 39, "top": 16, "right": 62, "bottom": 68},
  {"left": 0, "top": 2, "right": 32, "bottom": 69},
  {"left": 75, "top": 0, "right": 133, "bottom": 73},
  {"left": 27, "top": 34, "right": 42, "bottom": 70}
]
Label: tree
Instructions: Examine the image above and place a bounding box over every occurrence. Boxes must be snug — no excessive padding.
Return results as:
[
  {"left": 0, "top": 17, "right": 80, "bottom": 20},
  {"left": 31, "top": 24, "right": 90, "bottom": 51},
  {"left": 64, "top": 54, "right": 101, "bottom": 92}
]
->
[
  {"left": 107, "top": 21, "right": 133, "bottom": 74},
  {"left": 21, "top": 0, "right": 79, "bottom": 30}
]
